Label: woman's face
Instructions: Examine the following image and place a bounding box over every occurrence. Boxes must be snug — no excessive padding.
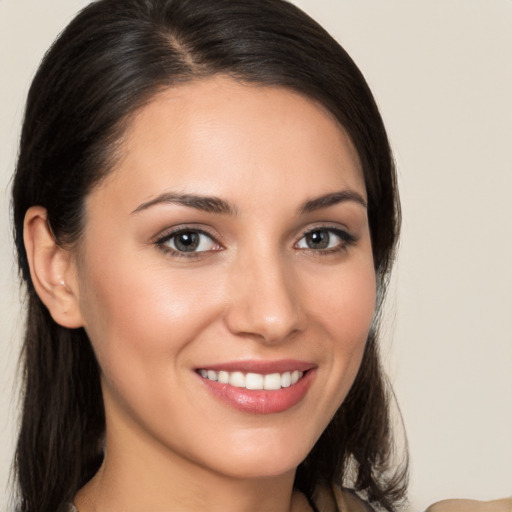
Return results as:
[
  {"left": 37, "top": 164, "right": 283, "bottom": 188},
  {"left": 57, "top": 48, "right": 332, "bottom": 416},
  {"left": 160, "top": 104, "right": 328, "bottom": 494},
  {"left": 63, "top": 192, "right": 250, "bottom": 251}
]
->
[{"left": 73, "top": 77, "right": 376, "bottom": 480}]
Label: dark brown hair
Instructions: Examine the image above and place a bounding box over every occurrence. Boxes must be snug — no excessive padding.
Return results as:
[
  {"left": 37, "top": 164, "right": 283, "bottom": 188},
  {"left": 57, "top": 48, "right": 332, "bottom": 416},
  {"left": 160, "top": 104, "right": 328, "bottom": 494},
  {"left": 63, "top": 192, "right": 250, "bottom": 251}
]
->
[{"left": 12, "top": 1, "right": 406, "bottom": 510}]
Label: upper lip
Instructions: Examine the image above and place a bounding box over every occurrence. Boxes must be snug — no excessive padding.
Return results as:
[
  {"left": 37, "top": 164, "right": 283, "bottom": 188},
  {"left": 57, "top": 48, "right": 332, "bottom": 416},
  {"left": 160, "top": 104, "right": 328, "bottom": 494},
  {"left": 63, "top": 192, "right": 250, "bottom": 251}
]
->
[{"left": 195, "top": 359, "right": 316, "bottom": 374}]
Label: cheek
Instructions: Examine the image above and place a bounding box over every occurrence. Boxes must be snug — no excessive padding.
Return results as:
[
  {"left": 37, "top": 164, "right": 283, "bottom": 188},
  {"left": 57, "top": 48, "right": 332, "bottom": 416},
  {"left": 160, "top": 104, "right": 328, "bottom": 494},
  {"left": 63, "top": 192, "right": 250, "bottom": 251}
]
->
[
  {"left": 307, "top": 255, "right": 376, "bottom": 404},
  {"left": 76, "top": 248, "right": 223, "bottom": 382},
  {"left": 337, "top": 261, "right": 376, "bottom": 367},
  {"left": 76, "top": 254, "right": 230, "bottom": 439},
  {"left": 312, "top": 255, "right": 376, "bottom": 345}
]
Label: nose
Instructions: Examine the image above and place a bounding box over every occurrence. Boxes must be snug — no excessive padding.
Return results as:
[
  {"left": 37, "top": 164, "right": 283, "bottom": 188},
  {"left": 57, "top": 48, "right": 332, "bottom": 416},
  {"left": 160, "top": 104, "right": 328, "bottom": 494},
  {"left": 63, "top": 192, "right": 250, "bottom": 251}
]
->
[{"left": 223, "top": 250, "right": 306, "bottom": 345}]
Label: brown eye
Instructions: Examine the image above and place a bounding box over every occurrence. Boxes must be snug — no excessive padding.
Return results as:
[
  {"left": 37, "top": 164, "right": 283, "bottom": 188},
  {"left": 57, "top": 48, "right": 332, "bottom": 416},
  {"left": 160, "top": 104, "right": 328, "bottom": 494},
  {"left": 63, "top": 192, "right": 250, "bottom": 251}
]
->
[
  {"left": 174, "top": 231, "right": 200, "bottom": 252},
  {"left": 161, "top": 229, "right": 219, "bottom": 253},
  {"left": 304, "top": 230, "right": 330, "bottom": 249},
  {"left": 296, "top": 227, "right": 356, "bottom": 252}
]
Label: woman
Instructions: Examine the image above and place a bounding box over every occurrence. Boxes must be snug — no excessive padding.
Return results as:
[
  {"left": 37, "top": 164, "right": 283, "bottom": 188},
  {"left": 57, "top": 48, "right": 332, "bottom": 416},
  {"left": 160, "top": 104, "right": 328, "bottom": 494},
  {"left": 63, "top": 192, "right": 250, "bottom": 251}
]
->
[{"left": 12, "top": 0, "right": 419, "bottom": 510}]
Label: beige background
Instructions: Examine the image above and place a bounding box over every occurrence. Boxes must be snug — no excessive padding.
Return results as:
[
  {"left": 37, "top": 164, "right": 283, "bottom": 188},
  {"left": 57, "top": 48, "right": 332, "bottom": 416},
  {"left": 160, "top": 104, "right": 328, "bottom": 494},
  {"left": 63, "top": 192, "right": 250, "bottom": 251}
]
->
[{"left": 1, "top": 1, "right": 511, "bottom": 510}]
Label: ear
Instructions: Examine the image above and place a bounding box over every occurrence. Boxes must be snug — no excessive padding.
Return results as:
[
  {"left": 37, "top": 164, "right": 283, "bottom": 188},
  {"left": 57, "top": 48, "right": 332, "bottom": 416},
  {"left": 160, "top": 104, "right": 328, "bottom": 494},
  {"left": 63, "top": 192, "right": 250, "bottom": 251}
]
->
[{"left": 23, "top": 206, "right": 84, "bottom": 328}]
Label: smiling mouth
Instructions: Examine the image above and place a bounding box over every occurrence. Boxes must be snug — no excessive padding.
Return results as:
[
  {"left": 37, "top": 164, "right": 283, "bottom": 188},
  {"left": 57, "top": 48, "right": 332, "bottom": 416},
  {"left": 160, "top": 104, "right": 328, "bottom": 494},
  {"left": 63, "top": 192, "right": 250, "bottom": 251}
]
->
[
  {"left": 197, "top": 369, "right": 305, "bottom": 391},
  {"left": 196, "top": 362, "right": 316, "bottom": 414}
]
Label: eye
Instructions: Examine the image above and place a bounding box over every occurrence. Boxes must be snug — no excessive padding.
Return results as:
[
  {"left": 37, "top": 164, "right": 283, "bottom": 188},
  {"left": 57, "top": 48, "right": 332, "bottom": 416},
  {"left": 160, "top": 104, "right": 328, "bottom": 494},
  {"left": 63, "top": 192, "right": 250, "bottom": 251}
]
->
[
  {"left": 295, "top": 227, "right": 355, "bottom": 252},
  {"left": 157, "top": 229, "right": 221, "bottom": 254}
]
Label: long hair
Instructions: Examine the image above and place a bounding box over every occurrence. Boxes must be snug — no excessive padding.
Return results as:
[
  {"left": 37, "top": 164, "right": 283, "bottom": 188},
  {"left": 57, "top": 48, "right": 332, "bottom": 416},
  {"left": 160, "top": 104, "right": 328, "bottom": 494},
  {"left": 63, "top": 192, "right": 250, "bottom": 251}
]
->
[{"left": 12, "top": 1, "right": 405, "bottom": 510}]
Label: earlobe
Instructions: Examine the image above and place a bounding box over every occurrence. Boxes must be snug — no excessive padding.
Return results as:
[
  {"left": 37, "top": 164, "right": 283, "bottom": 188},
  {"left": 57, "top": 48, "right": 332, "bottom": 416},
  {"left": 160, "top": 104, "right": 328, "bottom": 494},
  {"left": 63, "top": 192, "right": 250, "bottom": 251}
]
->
[{"left": 23, "top": 206, "right": 84, "bottom": 329}]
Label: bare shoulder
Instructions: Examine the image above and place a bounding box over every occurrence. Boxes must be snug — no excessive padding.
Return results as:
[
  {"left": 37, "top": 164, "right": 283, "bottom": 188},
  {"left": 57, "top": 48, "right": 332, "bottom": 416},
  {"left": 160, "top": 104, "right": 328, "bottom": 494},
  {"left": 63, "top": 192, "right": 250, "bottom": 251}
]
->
[{"left": 425, "top": 498, "right": 512, "bottom": 512}]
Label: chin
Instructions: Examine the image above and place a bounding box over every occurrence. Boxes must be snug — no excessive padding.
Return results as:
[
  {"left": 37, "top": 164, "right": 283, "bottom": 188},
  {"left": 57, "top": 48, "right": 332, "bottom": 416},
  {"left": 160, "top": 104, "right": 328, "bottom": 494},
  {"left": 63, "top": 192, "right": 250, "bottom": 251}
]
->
[{"left": 204, "top": 436, "right": 313, "bottom": 480}]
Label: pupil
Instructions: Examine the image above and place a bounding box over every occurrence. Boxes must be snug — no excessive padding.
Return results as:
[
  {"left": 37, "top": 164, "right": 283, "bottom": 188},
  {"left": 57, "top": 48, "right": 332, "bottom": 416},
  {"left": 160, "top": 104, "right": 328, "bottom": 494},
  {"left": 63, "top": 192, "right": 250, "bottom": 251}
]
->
[
  {"left": 307, "top": 230, "right": 329, "bottom": 249},
  {"left": 175, "top": 232, "right": 199, "bottom": 252}
]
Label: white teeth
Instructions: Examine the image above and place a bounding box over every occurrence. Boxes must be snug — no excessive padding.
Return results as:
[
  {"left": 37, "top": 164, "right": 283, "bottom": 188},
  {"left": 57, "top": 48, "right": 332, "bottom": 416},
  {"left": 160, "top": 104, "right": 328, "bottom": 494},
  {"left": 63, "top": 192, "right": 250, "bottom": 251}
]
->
[
  {"left": 229, "top": 371, "right": 245, "bottom": 388},
  {"left": 218, "top": 370, "right": 229, "bottom": 384},
  {"left": 245, "top": 373, "right": 264, "bottom": 390},
  {"left": 199, "top": 369, "right": 304, "bottom": 390},
  {"left": 263, "top": 373, "right": 281, "bottom": 390}
]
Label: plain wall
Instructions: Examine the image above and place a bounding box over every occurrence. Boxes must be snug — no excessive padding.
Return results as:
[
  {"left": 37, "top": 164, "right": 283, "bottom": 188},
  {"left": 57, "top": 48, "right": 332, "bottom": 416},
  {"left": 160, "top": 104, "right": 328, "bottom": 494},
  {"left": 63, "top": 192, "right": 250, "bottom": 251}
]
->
[{"left": 1, "top": 1, "right": 511, "bottom": 510}]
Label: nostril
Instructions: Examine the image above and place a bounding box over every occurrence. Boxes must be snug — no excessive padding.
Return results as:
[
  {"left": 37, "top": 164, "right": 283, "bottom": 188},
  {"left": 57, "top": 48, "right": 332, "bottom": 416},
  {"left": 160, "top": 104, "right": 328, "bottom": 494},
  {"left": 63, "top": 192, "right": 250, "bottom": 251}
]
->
[{"left": 223, "top": 258, "right": 306, "bottom": 343}]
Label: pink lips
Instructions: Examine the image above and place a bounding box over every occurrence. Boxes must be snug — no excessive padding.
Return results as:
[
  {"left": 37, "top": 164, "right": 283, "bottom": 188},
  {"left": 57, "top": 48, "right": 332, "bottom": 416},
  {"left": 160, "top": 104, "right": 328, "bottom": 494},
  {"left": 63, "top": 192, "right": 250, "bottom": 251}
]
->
[{"left": 196, "top": 359, "right": 316, "bottom": 414}]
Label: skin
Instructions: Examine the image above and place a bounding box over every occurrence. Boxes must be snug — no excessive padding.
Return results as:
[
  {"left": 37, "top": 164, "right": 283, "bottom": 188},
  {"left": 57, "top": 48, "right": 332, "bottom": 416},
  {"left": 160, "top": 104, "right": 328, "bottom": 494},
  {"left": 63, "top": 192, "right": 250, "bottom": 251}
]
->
[
  {"left": 427, "top": 499, "right": 512, "bottom": 512},
  {"left": 26, "top": 77, "right": 376, "bottom": 512}
]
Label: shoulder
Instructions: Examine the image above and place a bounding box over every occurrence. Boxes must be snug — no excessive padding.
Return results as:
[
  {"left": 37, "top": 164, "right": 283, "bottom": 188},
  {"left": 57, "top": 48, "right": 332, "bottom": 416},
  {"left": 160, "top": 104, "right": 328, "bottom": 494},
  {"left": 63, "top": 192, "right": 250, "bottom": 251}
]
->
[
  {"left": 425, "top": 498, "right": 512, "bottom": 512},
  {"left": 313, "top": 484, "right": 375, "bottom": 512}
]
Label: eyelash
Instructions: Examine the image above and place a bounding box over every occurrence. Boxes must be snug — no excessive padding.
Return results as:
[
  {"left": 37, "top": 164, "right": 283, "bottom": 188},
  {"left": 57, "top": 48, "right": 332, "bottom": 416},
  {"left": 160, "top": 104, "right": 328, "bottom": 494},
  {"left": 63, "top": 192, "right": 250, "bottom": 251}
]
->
[
  {"left": 295, "top": 226, "right": 357, "bottom": 256},
  {"left": 155, "top": 227, "right": 222, "bottom": 259},
  {"left": 154, "top": 225, "right": 356, "bottom": 259}
]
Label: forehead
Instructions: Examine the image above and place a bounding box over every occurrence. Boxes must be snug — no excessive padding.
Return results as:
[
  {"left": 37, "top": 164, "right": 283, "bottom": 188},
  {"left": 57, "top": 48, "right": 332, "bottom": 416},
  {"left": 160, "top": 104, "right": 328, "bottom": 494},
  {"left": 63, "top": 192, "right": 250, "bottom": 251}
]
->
[{"left": 89, "top": 76, "right": 365, "bottom": 213}]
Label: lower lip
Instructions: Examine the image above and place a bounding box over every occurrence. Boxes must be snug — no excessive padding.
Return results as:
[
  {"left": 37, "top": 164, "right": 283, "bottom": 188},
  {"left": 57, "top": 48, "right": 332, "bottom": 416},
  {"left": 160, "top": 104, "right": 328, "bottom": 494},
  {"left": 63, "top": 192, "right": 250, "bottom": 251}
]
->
[{"left": 197, "top": 370, "right": 315, "bottom": 414}]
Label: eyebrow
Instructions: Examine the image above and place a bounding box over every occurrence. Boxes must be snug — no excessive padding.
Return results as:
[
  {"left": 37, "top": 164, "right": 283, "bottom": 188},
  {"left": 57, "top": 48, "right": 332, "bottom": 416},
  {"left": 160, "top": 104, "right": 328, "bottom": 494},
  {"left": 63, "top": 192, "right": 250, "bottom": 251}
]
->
[
  {"left": 298, "top": 190, "right": 367, "bottom": 214},
  {"left": 131, "top": 189, "right": 366, "bottom": 216},
  {"left": 131, "top": 193, "right": 237, "bottom": 216}
]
